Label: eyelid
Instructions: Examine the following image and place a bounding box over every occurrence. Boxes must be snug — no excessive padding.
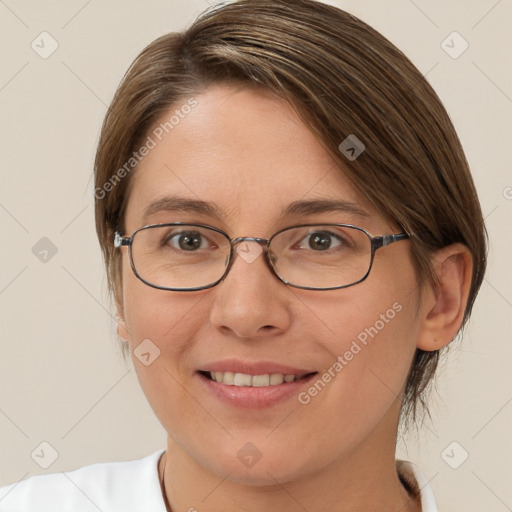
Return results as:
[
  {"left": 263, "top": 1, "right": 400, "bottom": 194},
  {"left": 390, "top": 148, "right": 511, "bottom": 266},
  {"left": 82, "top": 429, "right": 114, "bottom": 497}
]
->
[
  {"left": 297, "top": 227, "right": 351, "bottom": 244},
  {"left": 140, "top": 221, "right": 370, "bottom": 243},
  {"left": 138, "top": 215, "right": 229, "bottom": 234},
  {"left": 164, "top": 225, "right": 229, "bottom": 248}
]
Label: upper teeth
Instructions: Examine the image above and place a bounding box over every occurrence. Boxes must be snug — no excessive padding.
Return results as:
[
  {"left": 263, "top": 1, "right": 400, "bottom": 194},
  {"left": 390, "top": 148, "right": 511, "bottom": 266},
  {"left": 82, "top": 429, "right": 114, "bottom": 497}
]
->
[{"left": 210, "top": 371, "right": 297, "bottom": 387}]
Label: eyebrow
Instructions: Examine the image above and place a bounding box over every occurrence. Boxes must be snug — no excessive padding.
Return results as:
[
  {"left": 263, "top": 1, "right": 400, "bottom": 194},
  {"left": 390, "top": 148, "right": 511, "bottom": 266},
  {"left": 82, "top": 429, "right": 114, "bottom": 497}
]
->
[
  {"left": 282, "top": 199, "right": 371, "bottom": 220},
  {"left": 142, "top": 196, "right": 224, "bottom": 223},
  {"left": 141, "top": 195, "right": 371, "bottom": 224}
]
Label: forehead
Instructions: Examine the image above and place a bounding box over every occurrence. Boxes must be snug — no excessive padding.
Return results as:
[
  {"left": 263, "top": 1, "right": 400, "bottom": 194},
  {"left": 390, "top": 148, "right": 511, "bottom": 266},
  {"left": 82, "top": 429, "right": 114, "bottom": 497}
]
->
[{"left": 124, "top": 84, "right": 379, "bottom": 233}]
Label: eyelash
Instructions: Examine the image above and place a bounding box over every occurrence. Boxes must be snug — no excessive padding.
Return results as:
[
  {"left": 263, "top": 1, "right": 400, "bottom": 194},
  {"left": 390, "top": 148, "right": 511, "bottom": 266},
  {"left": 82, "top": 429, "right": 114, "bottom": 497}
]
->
[{"left": 162, "top": 228, "right": 351, "bottom": 252}]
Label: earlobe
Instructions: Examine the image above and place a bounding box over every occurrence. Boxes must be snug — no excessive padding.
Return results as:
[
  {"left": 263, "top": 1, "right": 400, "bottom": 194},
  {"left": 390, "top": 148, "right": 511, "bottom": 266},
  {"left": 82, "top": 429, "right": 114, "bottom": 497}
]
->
[
  {"left": 115, "top": 291, "right": 129, "bottom": 342},
  {"left": 117, "top": 314, "right": 130, "bottom": 343},
  {"left": 417, "top": 243, "right": 473, "bottom": 352}
]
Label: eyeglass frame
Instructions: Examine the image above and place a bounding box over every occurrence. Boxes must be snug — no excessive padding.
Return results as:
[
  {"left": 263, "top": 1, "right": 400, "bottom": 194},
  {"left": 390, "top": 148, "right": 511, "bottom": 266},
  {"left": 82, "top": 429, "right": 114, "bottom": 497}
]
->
[{"left": 114, "top": 222, "right": 410, "bottom": 292}]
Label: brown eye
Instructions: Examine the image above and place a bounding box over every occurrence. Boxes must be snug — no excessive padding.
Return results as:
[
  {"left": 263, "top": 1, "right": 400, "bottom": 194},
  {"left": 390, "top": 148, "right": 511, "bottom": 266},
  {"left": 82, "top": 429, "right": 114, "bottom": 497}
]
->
[
  {"left": 161, "top": 230, "right": 212, "bottom": 252},
  {"left": 296, "top": 231, "right": 347, "bottom": 251}
]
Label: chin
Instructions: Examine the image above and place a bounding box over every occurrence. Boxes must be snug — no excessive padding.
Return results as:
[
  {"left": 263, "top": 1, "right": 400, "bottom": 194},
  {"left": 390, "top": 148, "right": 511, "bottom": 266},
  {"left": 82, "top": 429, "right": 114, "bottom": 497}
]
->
[{"left": 196, "top": 440, "right": 318, "bottom": 487}]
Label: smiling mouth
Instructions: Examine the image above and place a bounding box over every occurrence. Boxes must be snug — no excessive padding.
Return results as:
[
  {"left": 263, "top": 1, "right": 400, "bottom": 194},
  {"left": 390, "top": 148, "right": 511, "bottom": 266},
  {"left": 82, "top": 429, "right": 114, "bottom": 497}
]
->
[{"left": 199, "top": 371, "right": 318, "bottom": 387}]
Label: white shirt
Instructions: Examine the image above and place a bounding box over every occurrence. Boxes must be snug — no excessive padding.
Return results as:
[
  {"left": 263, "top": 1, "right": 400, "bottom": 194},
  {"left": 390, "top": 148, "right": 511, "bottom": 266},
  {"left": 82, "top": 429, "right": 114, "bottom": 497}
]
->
[{"left": 0, "top": 450, "right": 438, "bottom": 511}]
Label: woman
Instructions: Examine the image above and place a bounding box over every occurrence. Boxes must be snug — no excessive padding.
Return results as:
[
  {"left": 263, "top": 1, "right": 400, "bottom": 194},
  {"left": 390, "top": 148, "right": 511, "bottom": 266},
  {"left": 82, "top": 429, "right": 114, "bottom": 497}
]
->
[{"left": 0, "top": 0, "right": 486, "bottom": 510}]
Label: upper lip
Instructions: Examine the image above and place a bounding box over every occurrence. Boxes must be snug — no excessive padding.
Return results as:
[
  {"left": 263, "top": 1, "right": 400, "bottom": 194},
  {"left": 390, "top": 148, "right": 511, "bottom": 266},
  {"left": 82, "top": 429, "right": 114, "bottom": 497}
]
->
[{"left": 199, "top": 359, "right": 316, "bottom": 376}]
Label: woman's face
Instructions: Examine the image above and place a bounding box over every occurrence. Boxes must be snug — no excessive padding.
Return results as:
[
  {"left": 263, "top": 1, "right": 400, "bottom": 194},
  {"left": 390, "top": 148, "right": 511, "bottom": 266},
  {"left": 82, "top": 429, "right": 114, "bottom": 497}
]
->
[{"left": 119, "top": 83, "right": 424, "bottom": 484}]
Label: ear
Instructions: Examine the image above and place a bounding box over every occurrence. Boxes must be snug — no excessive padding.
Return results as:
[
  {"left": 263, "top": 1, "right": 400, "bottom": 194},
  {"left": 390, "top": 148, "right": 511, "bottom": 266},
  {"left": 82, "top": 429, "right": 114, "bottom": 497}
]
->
[
  {"left": 417, "top": 243, "right": 473, "bottom": 351},
  {"left": 117, "top": 316, "right": 130, "bottom": 342},
  {"left": 113, "top": 276, "right": 130, "bottom": 342},
  {"left": 115, "top": 295, "right": 130, "bottom": 343}
]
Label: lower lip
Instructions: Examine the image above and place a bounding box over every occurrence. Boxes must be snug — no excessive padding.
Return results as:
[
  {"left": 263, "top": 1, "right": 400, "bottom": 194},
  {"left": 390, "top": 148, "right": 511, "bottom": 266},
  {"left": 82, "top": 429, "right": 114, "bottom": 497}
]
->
[{"left": 197, "top": 372, "right": 317, "bottom": 409}]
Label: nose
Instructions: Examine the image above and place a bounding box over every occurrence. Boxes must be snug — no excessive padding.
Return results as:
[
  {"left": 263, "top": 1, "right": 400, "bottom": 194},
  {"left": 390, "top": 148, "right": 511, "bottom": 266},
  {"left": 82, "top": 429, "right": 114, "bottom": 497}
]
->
[{"left": 209, "top": 240, "right": 292, "bottom": 339}]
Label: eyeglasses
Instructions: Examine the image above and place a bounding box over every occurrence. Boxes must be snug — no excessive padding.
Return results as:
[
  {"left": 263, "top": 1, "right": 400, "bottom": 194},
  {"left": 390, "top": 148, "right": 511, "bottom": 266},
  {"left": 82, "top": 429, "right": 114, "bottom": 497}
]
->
[{"left": 114, "top": 223, "right": 409, "bottom": 291}]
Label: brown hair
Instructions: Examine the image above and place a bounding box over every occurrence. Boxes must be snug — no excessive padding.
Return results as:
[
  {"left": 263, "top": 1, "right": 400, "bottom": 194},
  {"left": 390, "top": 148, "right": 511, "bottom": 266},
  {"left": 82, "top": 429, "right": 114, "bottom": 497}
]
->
[{"left": 94, "top": 0, "right": 487, "bottom": 425}]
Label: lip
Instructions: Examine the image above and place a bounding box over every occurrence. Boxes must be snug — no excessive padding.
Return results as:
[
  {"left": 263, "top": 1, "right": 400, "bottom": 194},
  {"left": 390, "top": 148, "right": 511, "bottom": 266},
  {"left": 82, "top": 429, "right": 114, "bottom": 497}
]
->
[{"left": 196, "top": 359, "right": 318, "bottom": 409}]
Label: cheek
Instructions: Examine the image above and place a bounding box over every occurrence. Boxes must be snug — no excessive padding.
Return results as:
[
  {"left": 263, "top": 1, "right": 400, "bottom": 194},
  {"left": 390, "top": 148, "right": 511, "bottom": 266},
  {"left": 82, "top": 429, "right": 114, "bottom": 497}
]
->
[
  {"left": 120, "top": 256, "right": 202, "bottom": 393},
  {"left": 330, "top": 256, "right": 420, "bottom": 383},
  {"left": 121, "top": 254, "right": 201, "bottom": 341},
  {"left": 301, "top": 258, "right": 421, "bottom": 435},
  {"left": 318, "top": 299, "right": 414, "bottom": 381},
  {"left": 120, "top": 266, "right": 219, "bottom": 440}
]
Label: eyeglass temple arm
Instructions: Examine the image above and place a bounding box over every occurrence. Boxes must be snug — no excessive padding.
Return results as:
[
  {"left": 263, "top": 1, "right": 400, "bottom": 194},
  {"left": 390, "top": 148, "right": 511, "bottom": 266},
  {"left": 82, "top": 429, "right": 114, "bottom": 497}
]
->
[
  {"left": 114, "top": 232, "right": 131, "bottom": 248},
  {"left": 373, "top": 232, "right": 409, "bottom": 250}
]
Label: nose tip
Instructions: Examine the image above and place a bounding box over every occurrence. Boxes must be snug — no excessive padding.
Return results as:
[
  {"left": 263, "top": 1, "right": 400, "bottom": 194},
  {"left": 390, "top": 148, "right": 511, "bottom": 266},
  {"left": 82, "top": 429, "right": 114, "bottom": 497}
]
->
[{"left": 209, "top": 238, "right": 291, "bottom": 338}]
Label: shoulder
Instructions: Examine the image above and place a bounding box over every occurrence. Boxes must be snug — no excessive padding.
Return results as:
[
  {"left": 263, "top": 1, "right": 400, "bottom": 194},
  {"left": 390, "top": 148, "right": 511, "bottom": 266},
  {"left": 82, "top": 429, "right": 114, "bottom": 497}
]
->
[{"left": 0, "top": 450, "right": 166, "bottom": 512}]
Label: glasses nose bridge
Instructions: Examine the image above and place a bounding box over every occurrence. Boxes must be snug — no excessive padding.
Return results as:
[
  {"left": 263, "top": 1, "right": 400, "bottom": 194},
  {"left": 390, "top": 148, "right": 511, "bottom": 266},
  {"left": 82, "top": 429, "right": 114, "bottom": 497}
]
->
[
  {"left": 227, "top": 236, "right": 276, "bottom": 277},
  {"left": 230, "top": 236, "right": 270, "bottom": 249}
]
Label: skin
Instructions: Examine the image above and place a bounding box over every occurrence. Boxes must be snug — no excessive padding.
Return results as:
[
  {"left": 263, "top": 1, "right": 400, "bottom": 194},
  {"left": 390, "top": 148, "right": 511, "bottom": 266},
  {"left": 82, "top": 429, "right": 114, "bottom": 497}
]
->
[{"left": 117, "top": 84, "right": 473, "bottom": 511}]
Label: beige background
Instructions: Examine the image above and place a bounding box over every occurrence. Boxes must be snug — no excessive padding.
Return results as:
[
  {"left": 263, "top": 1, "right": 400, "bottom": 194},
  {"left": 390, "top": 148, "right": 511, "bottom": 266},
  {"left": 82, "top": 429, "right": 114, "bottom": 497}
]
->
[{"left": 1, "top": 0, "right": 511, "bottom": 510}]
